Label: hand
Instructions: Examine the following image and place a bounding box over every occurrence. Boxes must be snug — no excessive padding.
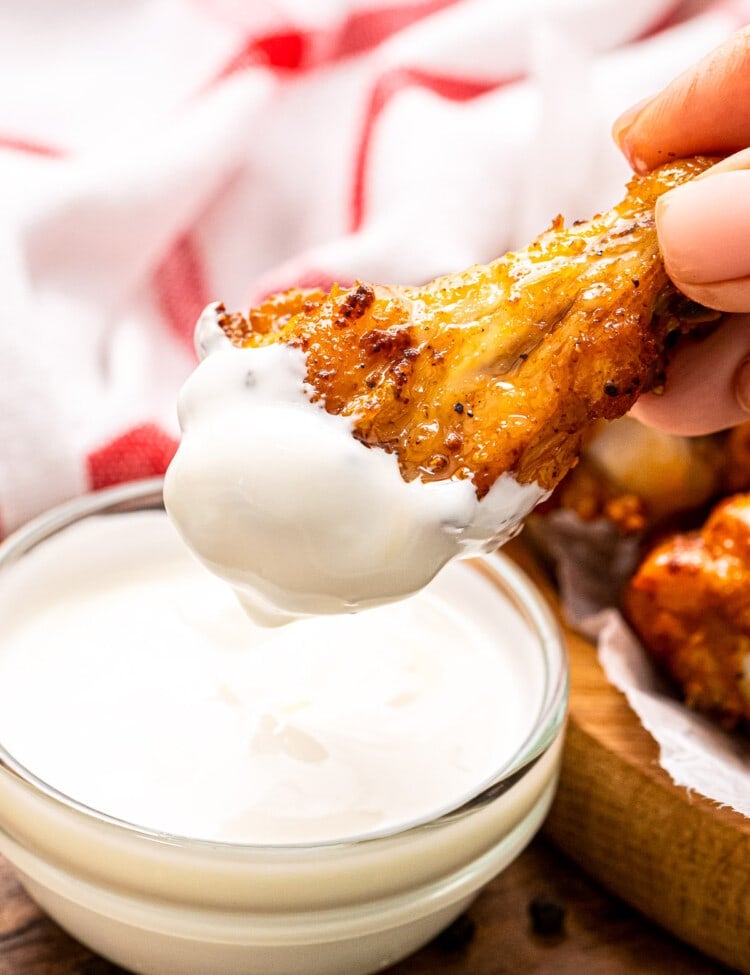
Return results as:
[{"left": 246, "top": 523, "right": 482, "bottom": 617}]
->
[{"left": 613, "top": 28, "right": 750, "bottom": 435}]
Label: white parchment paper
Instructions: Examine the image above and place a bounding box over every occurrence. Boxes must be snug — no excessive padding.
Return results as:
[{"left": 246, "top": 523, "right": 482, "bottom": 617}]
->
[{"left": 531, "top": 511, "right": 750, "bottom": 818}]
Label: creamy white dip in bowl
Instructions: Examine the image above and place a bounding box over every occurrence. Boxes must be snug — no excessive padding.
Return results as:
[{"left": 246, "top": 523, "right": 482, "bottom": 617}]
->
[{"left": 0, "top": 479, "right": 567, "bottom": 975}]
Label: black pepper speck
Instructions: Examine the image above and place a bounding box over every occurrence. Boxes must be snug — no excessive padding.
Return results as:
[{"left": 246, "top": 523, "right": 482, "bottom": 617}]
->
[{"left": 528, "top": 896, "right": 566, "bottom": 936}]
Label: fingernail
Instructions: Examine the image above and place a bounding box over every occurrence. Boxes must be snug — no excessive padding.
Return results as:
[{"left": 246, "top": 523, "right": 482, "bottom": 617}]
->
[
  {"left": 734, "top": 357, "right": 750, "bottom": 414},
  {"left": 612, "top": 96, "right": 652, "bottom": 157},
  {"left": 656, "top": 170, "right": 750, "bottom": 285}
]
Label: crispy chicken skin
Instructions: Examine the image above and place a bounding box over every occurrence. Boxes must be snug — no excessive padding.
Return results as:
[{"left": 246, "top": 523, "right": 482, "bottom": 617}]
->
[
  {"left": 219, "top": 157, "right": 716, "bottom": 499},
  {"left": 624, "top": 495, "right": 750, "bottom": 730}
]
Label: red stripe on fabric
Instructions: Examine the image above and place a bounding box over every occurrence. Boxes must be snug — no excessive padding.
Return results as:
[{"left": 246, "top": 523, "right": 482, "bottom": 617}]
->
[
  {"left": 632, "top": 0, "right": 691, "bottom": 40},
  {"left": 705, "top": 0, "right": 750, "bottom": 25},
  {"left": 216, "top": 30, "right": 308, "bottom": 79},
  {"left": 253, "top": 30, "right": 308, "bottom": 69},
  {"left": 212, "top": 0, "right": 460, "bottom": 81},
  {"left": 347, "top": 1, "right": 710, "bottom": 233},
  {"left": 330, "top": 0, "right": 458, "bottom": 59},
  {"left": 0, "top": 136, "right": 63, "bottom": 158},
  {"left": 87, "top": 424, "right": 179, "bottom": 491},
  {"left": 154, "top": 233, "right": 211, "bottom": 351},
  {"left": 350, "top": 68, "right": 518, "bottom": 232}
]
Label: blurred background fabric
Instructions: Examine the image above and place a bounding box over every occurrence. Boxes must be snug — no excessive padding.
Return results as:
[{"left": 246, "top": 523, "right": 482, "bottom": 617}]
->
[{"left": 0, "top": 0, "right": 746, "bottom": 534}]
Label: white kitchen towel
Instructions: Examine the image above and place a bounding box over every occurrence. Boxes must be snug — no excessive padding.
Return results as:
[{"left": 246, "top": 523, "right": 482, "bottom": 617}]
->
[{"left": 0, "top": 0, "right": 747, "bottom": 533}]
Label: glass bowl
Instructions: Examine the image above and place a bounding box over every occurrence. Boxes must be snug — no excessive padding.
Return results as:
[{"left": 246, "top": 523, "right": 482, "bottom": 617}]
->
[{"left": 0, "top": 479, "right": 568, "bottom": 975}]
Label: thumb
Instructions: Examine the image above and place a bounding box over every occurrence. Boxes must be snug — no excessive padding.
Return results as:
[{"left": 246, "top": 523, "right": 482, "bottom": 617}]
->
[{"left": 655, "top": 149, "right": 750, "bottom": 313}]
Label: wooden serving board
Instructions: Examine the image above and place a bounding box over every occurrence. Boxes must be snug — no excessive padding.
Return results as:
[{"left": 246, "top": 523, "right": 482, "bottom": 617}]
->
[{"left": 507, "top": 542, "right": 750, "bottom": 974}]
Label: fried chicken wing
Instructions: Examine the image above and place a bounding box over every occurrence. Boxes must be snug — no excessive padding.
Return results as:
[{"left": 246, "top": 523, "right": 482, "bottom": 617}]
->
[
  {"left": 624, "top": 495, "right": 750, "bottom": 729},
  {"left": 541, "top": 417, "right": 724, "bottom": 535},
  {"left": 219, "top": 157, "right": 716, "bottom": 500}
]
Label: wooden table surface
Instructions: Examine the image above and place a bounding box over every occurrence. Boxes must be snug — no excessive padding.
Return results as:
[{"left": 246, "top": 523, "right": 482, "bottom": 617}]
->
[{"left": 0, "top": 834, "right": 732, "bottom": 975}]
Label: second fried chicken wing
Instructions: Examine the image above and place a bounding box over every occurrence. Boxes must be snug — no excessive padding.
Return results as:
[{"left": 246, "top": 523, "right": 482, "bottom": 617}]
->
[
  {"left": 624, "top": 494, "right": 750, "bottom": 729},
  {"left": 541, "top": 417, "right": 726, "bottom": 535}
]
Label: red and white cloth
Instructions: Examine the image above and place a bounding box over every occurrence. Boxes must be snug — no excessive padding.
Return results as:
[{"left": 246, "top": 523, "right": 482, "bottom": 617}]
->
[{"left": 0, "top": 0, "right": 747, "bottom": 535}]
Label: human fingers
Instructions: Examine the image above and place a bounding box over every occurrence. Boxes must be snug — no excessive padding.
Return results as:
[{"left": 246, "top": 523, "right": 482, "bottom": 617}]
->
[
  {"left": 613, "top": 27, "right": 750, "bottom": 173},
  {"left": 630, "top": 314, "right": 750, "bottom": 435},
  {"left": 653, "top": 149, "right": 750, "bottom": 311}
]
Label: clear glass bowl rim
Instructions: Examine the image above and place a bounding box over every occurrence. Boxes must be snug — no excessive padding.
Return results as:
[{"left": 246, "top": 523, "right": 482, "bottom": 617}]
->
[{"left": 0, "top": 478, "right": 568, "bottom": 853}]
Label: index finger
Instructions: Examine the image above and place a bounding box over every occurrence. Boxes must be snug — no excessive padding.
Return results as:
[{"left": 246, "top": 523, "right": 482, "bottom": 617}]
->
[{"left": 614, "top": 27, "right": 750, "bottom": 172}]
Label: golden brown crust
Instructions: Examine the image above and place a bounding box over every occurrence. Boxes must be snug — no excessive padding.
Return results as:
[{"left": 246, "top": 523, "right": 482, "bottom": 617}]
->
[
  {"left": 624, "top": 495, "right": 750, "bottom": 729},
  {"left": 220, "top": 157, "right": 717, "bottom": 497}
]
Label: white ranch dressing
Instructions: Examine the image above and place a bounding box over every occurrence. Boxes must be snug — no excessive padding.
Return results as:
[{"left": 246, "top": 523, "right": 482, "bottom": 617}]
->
[
  {"left": 0, "top": 511, "right": 543, "bottom": 844},
  {"left": 165, "top": 304, "right": 547, "bottom": 625}
]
